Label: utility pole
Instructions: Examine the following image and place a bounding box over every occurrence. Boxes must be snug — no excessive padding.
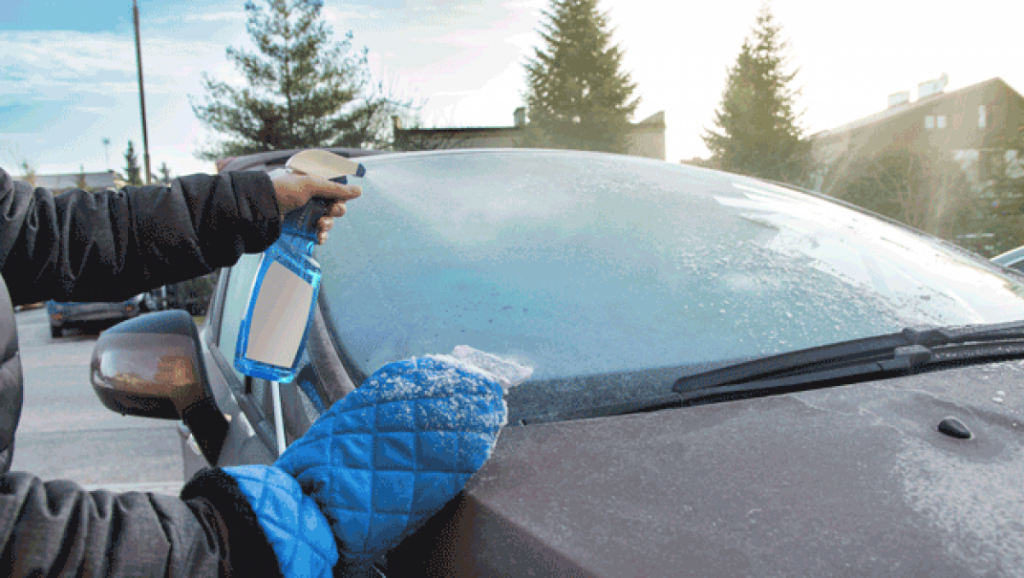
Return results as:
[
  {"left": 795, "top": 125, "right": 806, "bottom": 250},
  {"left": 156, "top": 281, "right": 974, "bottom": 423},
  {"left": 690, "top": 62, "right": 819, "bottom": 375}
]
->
[{"left": 133, "top": 0, "right": 152, "bottom": 185}]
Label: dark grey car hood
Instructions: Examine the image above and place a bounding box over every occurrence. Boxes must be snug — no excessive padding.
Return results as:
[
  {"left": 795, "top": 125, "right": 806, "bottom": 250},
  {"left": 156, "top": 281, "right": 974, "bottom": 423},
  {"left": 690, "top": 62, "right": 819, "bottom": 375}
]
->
[{"left": 389, "top": 360, "right": 1024, "bottom": 576}]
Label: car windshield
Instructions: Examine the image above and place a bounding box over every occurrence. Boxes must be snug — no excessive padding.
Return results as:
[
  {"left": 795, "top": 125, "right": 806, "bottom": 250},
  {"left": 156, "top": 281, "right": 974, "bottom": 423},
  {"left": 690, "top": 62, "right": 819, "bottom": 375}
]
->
[{"left": 317, "top": 150, "right": 1024, "bottom": 388}]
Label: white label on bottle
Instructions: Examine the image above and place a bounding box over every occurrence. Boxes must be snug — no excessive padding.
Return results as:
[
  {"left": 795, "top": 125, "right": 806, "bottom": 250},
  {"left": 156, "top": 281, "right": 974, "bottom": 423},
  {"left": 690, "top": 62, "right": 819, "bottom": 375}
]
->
[{"left": 244, "top": 261, "right": 314, "bottom": 367}]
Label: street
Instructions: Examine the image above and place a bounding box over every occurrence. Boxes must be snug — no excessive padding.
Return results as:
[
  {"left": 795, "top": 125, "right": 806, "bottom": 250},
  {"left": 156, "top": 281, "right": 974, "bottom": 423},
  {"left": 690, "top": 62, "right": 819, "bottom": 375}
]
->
[{"left": 10, "top": 307, "right": 184, "bottom": 495}]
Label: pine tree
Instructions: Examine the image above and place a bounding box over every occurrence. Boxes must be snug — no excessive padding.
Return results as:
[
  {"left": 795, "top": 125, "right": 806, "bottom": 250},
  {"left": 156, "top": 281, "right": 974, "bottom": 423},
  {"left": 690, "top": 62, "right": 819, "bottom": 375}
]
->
[
  {"left": 523, "top": 0, "right": 639, "bottom": 153},
  {"left": 124, "top": 141, "right": 143, "bottom": 186},
  {"left": 158, "top": 162, "right": 172, "bottom": 184},
  {"left": 76, "top": 165, "right": 89, "bottom": 191},
  {"left": 953, "top": 128, "right": 1024, "bottom": 256},
  {"left": 703, "top": 3, "right": 807, "bottom": 182},
  {"left": 19, "top": 161, "right": 36, "bottom": 187},
  {"left": 191, "top": 0, "right": 403, "bottom": 160}
]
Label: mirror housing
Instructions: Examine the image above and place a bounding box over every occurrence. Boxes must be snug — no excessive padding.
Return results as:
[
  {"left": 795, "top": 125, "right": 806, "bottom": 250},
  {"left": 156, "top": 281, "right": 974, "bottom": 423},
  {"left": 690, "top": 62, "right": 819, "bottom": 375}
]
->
[{"left": 90, "top": 310, "right": 228, "bottom": 464}]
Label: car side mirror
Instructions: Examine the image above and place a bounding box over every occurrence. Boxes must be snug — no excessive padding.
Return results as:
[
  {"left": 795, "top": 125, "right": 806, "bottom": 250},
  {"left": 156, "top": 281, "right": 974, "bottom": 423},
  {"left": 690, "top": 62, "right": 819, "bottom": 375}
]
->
[{"left": 90, "top": 310, "right": 228, "bottom": 464}]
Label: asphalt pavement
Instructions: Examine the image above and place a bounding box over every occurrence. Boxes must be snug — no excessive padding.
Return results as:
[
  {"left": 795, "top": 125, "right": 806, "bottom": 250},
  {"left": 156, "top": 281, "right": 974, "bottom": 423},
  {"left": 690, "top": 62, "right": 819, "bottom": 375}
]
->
[{"left": 10, "top": 307, "right": 185, "bottom": 495}]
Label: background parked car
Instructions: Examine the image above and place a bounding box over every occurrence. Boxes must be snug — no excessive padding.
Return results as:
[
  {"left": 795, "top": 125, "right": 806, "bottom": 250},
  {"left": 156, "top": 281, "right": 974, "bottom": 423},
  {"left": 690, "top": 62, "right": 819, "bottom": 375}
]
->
[
  {"left": 143, "top": 272, "right": 219, "bottom": 315},
  {"left": 991, "top": 245, "right": 1024, "bottom": 273},
  {"left": 90, "top": 148, "right": 1024, "bottom": 576},
  {"left": 47, "top": 294, "right": 145, "bottom": 337}
]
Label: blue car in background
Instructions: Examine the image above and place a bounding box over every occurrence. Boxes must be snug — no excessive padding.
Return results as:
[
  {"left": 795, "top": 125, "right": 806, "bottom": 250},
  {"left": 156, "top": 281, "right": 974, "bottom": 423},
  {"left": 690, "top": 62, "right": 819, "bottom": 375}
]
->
[{"left": 47, "top": 295, "right": 146, "bottom": 338}]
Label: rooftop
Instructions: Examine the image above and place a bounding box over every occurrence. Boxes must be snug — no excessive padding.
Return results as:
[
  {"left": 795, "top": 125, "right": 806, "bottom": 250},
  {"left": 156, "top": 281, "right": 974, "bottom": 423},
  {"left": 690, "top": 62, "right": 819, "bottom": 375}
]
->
[{"left": 810, "top": 77, "right": 1012, "bottom": 140}]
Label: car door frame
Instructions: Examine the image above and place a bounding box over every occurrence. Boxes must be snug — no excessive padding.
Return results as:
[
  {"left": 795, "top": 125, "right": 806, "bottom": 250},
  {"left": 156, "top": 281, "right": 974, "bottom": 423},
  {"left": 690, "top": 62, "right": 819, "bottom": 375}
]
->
[{"left": 178, "top": 265, "right": 278, "bottom": 477}]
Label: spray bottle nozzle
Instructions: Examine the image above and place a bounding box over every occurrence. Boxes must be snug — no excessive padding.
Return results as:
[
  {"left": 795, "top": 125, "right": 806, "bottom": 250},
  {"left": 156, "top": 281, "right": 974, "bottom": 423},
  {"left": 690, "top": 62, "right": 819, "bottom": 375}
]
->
[{"left": 330, "top": 163, "right": 366, "bottom": 184}]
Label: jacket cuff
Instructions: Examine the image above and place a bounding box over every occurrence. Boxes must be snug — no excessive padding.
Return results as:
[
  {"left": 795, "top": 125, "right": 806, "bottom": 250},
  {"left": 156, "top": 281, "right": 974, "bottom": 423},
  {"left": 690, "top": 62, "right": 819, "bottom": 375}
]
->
[
  {"left": 222, "top": 465, "right": 339, "bottom": 578},
  {"left": 181, "top": 467, "right": 284, "bottom": 578}
]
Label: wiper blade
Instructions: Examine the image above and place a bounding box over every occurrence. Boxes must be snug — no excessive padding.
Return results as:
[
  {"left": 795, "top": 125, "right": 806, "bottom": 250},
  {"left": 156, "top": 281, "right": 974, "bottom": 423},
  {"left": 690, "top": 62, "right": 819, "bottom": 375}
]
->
[
  {"left": 672, "top": 320, "right": 1024, "bottom": 403},
  {"left": 522, "top": 321, "right": 1024, "bottom": 424}
]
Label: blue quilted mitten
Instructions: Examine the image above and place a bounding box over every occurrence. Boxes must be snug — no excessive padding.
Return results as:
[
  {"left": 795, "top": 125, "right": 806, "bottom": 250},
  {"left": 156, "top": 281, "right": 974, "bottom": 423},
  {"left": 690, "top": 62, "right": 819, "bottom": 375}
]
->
[
  {"left": 275, "top": 355, "right": 507, "bottom": 570},
  {"left": 221, "top": 464, "right": 339, "bottom": 578}
]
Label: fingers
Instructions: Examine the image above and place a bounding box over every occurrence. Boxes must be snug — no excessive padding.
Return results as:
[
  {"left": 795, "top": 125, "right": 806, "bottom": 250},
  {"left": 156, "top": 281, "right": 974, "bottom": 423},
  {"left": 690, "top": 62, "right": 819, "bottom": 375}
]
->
[
  {"left": 305, "top": 174, "right": 361, "bottom": 202},
  {"left": 315, "top": 216, "right": 335, "bottom": 245},
  {"left": 271, "top": 169, "right": 361, "bottom": 216},
  {"left": 328, "top": 200, "right": 346, "bottom": 218},
  {"left": 314, "top": 196, "right": 349, "bottom": 246}
]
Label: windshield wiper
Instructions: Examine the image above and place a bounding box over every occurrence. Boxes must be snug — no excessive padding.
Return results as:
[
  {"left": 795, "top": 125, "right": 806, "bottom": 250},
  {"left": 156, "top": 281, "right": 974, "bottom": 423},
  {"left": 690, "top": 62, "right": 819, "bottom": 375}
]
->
[
  {"left": 671, "top": 320, "right": 1024, "bottom": 405},
  {"left": 521, "top": 321, "right": 1024, "bottom": 424}
]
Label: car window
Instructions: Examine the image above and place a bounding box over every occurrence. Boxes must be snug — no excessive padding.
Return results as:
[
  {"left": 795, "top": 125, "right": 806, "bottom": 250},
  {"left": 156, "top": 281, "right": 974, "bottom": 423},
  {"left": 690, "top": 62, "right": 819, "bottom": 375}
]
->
[
  {"left": 318, "top": 150, "right": 1024, "bottom": 387},
  {"left": 217, "top": 253, "right": 263, "bottom": 384}
]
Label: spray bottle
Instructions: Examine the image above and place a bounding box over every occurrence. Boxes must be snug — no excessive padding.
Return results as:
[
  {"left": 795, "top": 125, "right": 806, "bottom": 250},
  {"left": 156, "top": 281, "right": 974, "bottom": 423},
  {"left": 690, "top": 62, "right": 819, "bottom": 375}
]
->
[{"left": 234, "top": 150, "right": 365, "bottom": 383}]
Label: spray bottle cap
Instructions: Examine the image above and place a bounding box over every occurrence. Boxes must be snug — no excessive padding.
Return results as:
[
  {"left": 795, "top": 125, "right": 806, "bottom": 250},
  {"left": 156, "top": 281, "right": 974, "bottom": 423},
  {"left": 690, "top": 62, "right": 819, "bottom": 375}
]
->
[{"left": 286, "top": 149, "right": 366, "bottom": 184}]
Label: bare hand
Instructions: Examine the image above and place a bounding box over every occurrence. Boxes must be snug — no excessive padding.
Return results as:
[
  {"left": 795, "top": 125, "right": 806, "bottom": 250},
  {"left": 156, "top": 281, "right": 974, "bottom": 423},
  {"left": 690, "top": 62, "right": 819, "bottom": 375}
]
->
[{"left": 270, "top": 169, "right": 361, "bottom": 244}]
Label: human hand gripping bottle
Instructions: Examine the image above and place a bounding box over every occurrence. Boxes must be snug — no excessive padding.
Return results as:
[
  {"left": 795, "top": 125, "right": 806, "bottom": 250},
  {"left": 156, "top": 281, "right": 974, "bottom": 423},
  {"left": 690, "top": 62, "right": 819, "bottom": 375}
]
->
[{"left": 235, "top": 150, "right": 366, "bottom": 383}]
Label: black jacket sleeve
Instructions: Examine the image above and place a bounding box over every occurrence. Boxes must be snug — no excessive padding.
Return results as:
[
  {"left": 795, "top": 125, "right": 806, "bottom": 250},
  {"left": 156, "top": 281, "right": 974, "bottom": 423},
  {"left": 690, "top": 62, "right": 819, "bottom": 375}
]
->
[
  {"left": 0, "top": 168, "right": 282, "bottom": 306},
  {"left": 0, "top": 470, "right": 282, "bottom": 577},
  {"left": 0, "top": 167, "right": 288, "bottom": 576}
]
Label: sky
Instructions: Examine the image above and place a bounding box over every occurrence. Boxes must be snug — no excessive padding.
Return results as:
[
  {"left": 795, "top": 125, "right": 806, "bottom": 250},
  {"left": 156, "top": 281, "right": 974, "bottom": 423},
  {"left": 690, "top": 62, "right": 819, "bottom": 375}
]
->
[{"left": 2, "top": 0, "right": 1023, "bottom": 178}]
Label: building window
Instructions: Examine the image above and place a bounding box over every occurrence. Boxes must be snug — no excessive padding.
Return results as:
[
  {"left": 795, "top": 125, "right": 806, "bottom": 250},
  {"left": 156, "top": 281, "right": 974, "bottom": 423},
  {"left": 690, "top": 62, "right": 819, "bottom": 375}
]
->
[
  {"left": 925, "top": 116, "right": 935, "bottom": 129},
  {"left": 937, "top": 115, "right": 947, "bottom": 129},
  {"left": 979, "top": 105, "right": 987, "bottom": 129}
]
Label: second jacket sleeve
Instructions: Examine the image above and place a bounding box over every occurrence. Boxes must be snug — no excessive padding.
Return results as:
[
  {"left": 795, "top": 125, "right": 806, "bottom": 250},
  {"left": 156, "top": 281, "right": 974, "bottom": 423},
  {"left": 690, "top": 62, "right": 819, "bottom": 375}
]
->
[
  {"left": 0, "top": 470, "right": 285, "bottom": 577},
  {"left": 0, "top": 169, "right": 282, "bottom": 306}
]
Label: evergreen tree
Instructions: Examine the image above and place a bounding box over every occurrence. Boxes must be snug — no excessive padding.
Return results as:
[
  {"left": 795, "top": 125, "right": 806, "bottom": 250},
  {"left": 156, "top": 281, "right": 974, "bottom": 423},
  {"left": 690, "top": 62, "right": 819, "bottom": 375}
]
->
[
  {"left": 191, "top": 0, "right": 403, "bottom": 159},
  {"left": 19, "top": 161, "right": 36, "bottom": 187},
  {"left": 76, "top": 165, "right": 89, "bottom": 191},
  {"left": 948, "top": 129, "right": 1024, "bottom": 256},
  {"left": 158, "top": 162, "right": 173, "bottom": 184},
  {"left": 522, "top": 0, "right": 639, "bottom": 153},
  {"left": 703, "top": 3, "right": 807, "bottom": 182},
  {"left": 985, "top": 130, "right": 1024, "bottom": 255},
  {"left": 124, "top": 141, "right": 143, "bottom": 186}
]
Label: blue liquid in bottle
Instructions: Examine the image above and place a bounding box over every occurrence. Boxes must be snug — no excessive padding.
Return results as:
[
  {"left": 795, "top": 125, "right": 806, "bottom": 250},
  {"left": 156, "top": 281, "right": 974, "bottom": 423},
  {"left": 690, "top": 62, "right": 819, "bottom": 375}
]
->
[{"left": 234, "top": 197, "right": 331, "bottom": 383}]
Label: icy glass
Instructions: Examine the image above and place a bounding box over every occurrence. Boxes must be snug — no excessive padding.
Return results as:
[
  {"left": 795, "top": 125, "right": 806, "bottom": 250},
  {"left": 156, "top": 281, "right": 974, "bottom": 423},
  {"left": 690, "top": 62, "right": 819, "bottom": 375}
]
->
[{"left": 318, "top": 150, "right": 1024, "bottom": 382}]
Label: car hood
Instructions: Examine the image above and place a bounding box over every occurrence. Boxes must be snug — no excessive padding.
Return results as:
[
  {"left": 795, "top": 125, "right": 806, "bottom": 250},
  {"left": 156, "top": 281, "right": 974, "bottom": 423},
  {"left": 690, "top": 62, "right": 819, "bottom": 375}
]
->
[{"left": 389, "top": 360, "right": 1024, "bottom": 576}]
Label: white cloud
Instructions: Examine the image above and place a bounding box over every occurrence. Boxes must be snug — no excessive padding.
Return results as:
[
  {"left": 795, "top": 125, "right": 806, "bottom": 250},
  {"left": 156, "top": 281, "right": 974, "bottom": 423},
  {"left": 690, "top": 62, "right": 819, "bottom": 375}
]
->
[{"left": 322, "top": 6, "right": 376, "bottom": 23}]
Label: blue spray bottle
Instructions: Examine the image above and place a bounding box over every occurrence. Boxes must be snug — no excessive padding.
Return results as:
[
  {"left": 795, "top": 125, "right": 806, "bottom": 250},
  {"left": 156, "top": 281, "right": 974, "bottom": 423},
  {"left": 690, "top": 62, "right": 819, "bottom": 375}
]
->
[{"left": 235, "top": 151, "right": 365, "bottom": 383}]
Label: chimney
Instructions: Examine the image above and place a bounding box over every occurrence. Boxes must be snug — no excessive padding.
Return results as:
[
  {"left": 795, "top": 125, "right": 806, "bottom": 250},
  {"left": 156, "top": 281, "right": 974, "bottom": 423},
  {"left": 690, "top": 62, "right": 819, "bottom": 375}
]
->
[
  {"left": 391, "top": 115, "right": 403, "bottom": 131},
  {"left": 514, "top": 107, "right": 527, "bottom": 128},
  {"left": 888, "top": 91, "right": 910, "bottom": 109}
]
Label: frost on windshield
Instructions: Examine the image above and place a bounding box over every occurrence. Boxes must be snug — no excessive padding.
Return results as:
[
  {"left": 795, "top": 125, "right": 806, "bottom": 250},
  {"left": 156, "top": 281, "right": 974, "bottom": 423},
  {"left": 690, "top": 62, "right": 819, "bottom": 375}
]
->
[
  {"left": 719, "top": 179, "right": 1024, "bottom": 327},
  {"left": 320, "top": 152, "right": 1024, "bottom": 384}
]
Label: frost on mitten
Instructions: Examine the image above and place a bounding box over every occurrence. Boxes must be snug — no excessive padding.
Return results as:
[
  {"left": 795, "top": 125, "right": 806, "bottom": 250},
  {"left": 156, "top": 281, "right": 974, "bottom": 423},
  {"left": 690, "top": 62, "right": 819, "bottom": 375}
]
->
[{"left": 274, "top": 355, "right": 507, "bottom": 567}]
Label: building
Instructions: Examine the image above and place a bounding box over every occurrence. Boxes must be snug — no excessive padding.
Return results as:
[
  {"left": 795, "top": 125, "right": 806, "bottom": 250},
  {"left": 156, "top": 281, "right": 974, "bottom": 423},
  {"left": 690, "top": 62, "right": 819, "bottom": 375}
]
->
[
  {"left": 394, "top": 108, "right": 667, "bottom": 161},
  {"left": 19, "top": 170, "right": 125, "bottom": 192},
  {"left": 808, "top": 76, "right": 1024, "bottom": 255},
  {"left": 810, "top": 76, "right": 1024, "bottom": 192}
]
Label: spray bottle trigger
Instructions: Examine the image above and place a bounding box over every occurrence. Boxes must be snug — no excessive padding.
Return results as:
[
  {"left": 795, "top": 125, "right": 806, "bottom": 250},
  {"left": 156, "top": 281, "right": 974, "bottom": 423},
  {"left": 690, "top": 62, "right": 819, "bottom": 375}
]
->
[{"left": 282, "top": 197, "right": 332, "bottom": 236}]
